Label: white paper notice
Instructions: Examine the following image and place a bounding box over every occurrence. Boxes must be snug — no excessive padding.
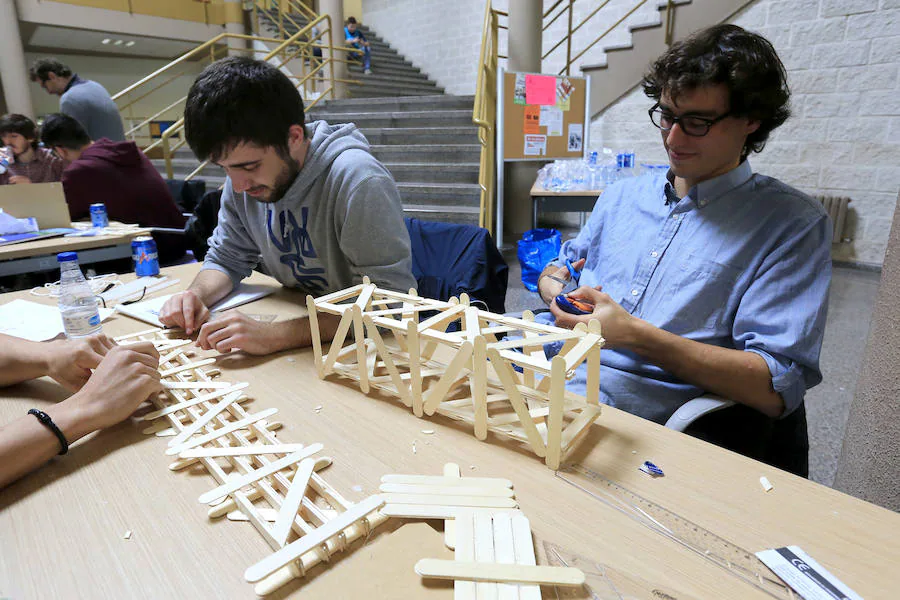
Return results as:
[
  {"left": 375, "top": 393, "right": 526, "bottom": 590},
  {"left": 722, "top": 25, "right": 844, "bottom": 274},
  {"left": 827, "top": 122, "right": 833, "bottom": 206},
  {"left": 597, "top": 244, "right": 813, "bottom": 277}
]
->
[
  {"left": 0, "top": 299, "right": 114, "bottom": 341},
  {"left": 756, "top": 546, "right": 862, "bottom": 600},
  {"left": 567, "top": 123, "right": 583, "bottom": 152},
  {"left": 116, "top": 283, "right": 277, "bottom": 327},
  {"left": 541, "top": 107, "right": 563, "bottom": 136},
  {"left": 523, "top": 134, "right": 547, "bottom": 156}
]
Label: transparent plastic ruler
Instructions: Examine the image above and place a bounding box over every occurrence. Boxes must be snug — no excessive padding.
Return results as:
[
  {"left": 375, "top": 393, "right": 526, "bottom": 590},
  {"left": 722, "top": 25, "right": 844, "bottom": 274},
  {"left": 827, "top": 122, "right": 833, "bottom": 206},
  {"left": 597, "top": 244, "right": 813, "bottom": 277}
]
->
[
  {"left": 543, "top": 541, "right": 701, "bottom": 600},
  {"left": 555, "top": 464, "right": 795, "bottom": 600}
]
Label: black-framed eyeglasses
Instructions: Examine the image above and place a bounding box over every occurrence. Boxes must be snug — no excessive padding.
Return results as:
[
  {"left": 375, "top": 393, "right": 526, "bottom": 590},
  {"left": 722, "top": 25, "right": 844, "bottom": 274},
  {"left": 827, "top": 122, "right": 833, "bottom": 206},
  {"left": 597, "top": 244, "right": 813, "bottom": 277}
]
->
[{"left": 648, "top": 103, "right": 732, "bottom": 137}]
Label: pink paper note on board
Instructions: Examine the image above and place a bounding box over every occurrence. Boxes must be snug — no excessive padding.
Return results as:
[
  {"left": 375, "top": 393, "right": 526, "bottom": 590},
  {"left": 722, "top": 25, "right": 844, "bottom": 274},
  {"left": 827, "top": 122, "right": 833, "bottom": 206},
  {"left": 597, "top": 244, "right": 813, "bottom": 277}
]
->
[{"left": 525, "top": 74, "right": 557, "bottom": 105}]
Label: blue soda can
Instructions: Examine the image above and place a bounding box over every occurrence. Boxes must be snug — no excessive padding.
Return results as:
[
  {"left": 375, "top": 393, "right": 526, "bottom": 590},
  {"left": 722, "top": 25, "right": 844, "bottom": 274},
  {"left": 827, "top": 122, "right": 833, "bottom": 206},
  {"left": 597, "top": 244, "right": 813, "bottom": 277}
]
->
[
  {"left": 132, "top": 236, "right": 160, "bottom": 276},
  {"left": 90, "top": 203, "right": 109, "bottom": 228},
  {"left": 616, "top": 152, "right": 635, "bottom": 169}
]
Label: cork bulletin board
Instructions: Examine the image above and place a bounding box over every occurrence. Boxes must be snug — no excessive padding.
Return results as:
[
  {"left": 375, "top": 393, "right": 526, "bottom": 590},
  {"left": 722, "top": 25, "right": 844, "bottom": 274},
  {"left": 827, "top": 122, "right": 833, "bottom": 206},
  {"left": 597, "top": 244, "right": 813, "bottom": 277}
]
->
[{"left": 500, "top": 70, "right": 589, "bottom": 161}]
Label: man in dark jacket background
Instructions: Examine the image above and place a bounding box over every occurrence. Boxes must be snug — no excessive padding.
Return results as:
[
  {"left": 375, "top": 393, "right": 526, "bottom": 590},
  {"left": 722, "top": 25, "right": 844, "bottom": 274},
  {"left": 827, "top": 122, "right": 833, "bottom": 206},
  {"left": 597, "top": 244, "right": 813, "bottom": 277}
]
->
[{"left": 39, "top": 113, "right": 186, "bottom": 262}]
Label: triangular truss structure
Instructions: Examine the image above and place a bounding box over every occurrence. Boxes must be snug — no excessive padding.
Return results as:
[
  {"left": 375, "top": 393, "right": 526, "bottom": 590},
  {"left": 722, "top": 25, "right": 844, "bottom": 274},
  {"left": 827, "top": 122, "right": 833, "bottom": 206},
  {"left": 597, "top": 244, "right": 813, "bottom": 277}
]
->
[
  {"left": 307, "top": 278, "right": 605, "bottom": 469},
  {"left": 115, "top": 328, "right": 387, "bottom": 596}
]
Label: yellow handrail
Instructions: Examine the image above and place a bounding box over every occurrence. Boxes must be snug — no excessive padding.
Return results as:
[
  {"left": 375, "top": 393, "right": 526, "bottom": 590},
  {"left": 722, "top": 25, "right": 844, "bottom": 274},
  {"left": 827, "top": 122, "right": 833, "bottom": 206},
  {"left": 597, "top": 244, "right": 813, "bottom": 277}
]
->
[{"left": 473, "top": 2, "right": 506, "bottom": 234}]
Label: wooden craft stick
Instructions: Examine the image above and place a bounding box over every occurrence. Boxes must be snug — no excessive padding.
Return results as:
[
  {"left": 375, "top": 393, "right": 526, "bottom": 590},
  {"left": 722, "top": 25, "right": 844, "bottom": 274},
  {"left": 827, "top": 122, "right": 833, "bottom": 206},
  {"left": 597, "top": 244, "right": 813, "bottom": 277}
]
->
[
  {"left": 316, "top": 284, "right": 363, "bottom": 304},
  {"left": 474, "top": 511, "right": 498, "bottom": 600},
  {"left": 545, "top": 355, "right": 567, "bottom": 470},
  {"left": 407, "top": 319, "right": 423, "bottom": 416},
  {"left": 418, "top": 303, "right": 465, "bottom": 331},
  {"left": 271, "top": 458, "right": 316, "bottom": 547},
  {"left": 158, "top": 347, "right": 187, "bottom": 368},
  {"left": 363, "top": 315, "right": 409, "bottom": 406},
  {"left": 472, "top": 335, "right": 489, "bottom": 441},
  {"left": 352, "top": 305, "right": 370, "bottom": 394},
  {"left": 198, "top": 444, "right": 323, "bottom": 504},
  {"left": 379, "top": 494, "right": 517, "bottom": 509},
  {"left": 113, "top": 326, "right": 163, "bottom": 341},
  {"left": 455, "top": 510, "right": 476, "bottom": 600},
  {"left": 180, "top": 443, "right": 315, "bottom": 459},
  {"left": 487, "top": 348, "right": 547, "bottom": 458},
  {"left": 142, "top": 383, "right": 249, "bottom": 421},
  {"left": 244, "top": 494, "right": 385, "bottom": 583},
  {"left": 380, "top": 505, "right": 520, "bottom": 520},
  {"left": 167, "top": 407, "right": 278, "bottom": 457},
  {"left": 414, "top": 559, "right": 585, "bottom": 587},
  {"left": 228, "top": 508, "right": 279, "bottom": 522},
  {"left": 162, "top": 380, "right": 233, "bottom": 390},
  {"left": 381, "top": 474, "right": 513, "bottom": 488},
  {"left": 378, "top": 484, "right": 514, "bottom": 498},
  {"left": 444, "top": 463, "right": 460, "bottom": 551},
  {"left": 585, "top": 320, "right": 602, "bottom": 406},
  {"left": 510, "top": 513, "right": 541, "bottom": 600},
  {"left": 166, "top": 391, "right": 243, "bottom": 448},
  {"left": 207, "top": 455, "right": 331, "bottom": 519},
  {"left": 160, "top": 357, "right": 216, "bottom": 378},
  {"left": 488, "top": 331, "right": 581, "bottom": 351},
  {"left": 492, "top": 512, "right": 526, "bottom": 600},
  {"left": 422, "top": 341, "right": 473, "bottom": 416},
  {"left": 306, "top": 295, "right": 323, "bottom": 379},
  {"left": 322, "top": 310, "right": 353, "bottom": 375}
]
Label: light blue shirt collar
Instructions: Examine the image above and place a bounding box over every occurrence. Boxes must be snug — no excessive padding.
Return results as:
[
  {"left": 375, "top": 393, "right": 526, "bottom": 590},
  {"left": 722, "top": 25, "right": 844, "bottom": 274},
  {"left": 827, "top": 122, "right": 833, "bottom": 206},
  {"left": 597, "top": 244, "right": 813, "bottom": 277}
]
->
[{"left": 665, "top": 160, "right": 754, "bottom": 209}]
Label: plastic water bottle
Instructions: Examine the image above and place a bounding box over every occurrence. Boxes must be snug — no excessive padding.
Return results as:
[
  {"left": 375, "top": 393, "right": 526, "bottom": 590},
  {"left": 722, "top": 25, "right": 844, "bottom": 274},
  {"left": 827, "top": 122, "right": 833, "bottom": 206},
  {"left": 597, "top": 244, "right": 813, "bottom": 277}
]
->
[
  {"left": 616, "top": 150, "right": 636, "bottom": 179},
  {"left": 0, "top": 147, "right": 13, "bottom": 175},
  {"left": 57, "top": 252, "right": 102, "bottom": 339}
]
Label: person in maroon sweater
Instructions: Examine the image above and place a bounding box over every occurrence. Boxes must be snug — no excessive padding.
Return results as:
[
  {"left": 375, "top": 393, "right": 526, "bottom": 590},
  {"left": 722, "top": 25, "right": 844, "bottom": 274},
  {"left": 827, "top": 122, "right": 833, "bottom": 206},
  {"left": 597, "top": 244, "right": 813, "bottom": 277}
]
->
[{"left": 39, "top": 113, "right": 186, "bottom": 262}]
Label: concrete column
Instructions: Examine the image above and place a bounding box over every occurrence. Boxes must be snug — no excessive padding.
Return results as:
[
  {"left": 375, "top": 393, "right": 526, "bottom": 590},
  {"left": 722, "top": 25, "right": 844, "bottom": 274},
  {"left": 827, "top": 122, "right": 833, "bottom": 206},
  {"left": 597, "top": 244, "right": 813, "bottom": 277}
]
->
[
  {"left": 0, "top": 0, "right": 34, "bottom": 118},
  {"left": 317, "top": 0, "right": 348, "bottom": 99},
  {"left": 223, "top": 0, "right": 249, "bottom": 57},
  {"left": 833, "top": 192, "right": 900, "bottom": 511},
  {"left": 504, "top": 0, "right": 543, "bottom": 240}
]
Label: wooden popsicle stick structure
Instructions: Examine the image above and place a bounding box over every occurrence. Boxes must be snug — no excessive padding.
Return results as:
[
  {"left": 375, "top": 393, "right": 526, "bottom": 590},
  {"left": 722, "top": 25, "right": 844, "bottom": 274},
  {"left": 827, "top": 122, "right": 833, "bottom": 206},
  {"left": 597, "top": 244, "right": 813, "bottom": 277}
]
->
[
  {"left": 308, "top": 279, "right": 605, "bottom": 469},
  {"left": 115, "top": 328, "right": 389, "bottom": 596}
]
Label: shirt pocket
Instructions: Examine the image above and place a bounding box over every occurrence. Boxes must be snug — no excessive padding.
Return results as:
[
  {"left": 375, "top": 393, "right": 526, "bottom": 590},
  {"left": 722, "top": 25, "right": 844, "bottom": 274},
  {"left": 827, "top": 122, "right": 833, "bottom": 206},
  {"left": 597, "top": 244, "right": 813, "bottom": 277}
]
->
[{"left": 665, "top": 252, "right": 743, "bottom": 334}]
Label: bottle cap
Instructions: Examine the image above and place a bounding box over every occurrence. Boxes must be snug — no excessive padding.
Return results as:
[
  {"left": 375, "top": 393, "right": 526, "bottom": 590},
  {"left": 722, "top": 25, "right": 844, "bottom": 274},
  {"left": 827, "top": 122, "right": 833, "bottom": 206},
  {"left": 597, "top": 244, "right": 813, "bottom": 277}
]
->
[{"left": 57, "top": 251, "right": 78, "bottom": 263}]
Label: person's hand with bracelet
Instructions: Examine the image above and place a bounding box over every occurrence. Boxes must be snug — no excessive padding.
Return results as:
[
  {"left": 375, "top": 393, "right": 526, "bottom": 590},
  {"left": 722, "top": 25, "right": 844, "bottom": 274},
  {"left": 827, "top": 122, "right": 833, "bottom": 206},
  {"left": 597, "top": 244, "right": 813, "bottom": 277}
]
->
[
  {"left": 0, "top": 342, "right": 161, "bottom": 489},
  {"left": 537, "top": 258, "right": 586, "bottom": 305}
]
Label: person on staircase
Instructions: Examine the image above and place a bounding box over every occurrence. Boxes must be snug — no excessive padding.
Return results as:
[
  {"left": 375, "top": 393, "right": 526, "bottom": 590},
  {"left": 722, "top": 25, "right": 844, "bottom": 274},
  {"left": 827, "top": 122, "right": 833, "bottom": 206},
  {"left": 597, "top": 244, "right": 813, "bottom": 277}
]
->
[
  {"left": 344, "top": 16, "right": 372, "bottom": 75},
  {"left": 158, "top": 57, "right": 413, "bottom": 355}
]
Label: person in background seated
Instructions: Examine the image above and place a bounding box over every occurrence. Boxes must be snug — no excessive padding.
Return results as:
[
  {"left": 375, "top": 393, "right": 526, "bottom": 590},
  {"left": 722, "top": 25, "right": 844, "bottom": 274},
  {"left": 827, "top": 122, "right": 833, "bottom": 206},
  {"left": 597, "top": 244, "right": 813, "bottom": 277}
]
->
[
  {"left": 0, "top": 334, "right": 160, "bottom": 489},
  {"left": 159, "top": 57, "right": 413, "bottom": 355},
  {"left": 39, "top": 113, "right": 187, "bottom": 263},
  {"left": 29, "top": 58, "right": 126, "bottom": 142},
  {"left": 344, "top": 17, "right": 372, "bottom": 74},
  {"left": 0, "top": 114, "right": 64, "bottom": 185},
  {"left": 535, "top": 25, "right": 831, "bottom": 475}
]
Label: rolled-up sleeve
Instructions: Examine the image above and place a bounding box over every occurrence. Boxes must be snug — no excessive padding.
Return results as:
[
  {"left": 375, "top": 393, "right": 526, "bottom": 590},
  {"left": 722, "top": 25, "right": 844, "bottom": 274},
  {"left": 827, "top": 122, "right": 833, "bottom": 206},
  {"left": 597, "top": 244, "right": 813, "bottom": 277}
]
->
[{"left": 733, "top": 213, "right": 832, "bottom": 417}]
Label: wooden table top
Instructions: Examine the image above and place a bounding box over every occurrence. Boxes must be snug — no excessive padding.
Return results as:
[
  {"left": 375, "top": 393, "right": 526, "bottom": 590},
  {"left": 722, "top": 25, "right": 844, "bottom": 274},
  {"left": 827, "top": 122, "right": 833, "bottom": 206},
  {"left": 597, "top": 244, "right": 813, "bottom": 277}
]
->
[
  {"left": 1, "top": 263, "right": 898, "bottom": 599},
  {"left": 0, "top": 223, "right": 150, "bottom": 262}
]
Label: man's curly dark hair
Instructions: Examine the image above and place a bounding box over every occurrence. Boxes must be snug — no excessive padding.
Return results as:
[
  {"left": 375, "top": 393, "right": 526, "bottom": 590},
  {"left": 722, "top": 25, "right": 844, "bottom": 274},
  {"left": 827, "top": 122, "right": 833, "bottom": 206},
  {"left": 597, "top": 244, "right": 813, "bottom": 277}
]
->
[{"left": 641, "top": 24, "right": 791, "bottom": 159}]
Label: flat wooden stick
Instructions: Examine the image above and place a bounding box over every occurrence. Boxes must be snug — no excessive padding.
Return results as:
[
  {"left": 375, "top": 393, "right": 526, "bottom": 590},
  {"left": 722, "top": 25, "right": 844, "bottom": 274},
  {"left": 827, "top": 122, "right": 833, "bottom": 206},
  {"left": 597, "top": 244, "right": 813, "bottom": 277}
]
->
[
  {"left": 321, "top": 310, "right": 354, "bottom": 375},
  {"left": 380, "top": 494, "right": 517, "bottom": 509},
  {"left": 511, "top": 513, "right": 541, "bottom": 600},
  {"left": 414, "top": 559, "right": 585, "bottom": 587},
  {"left": 181, "top": 443, "right": 314, "bottom": 459},
  {"left": 444, "top": 463, "right": 460, "bottom": 551},
  {"left": 166, "top": 391, "right": 243, "bottom": 448},
  {"left": 455, "top": 510, "right": 476, "bottom": 600},
  {"left": 381, "top": 505, "right": 520, "bottom": 520},
  {"left": 473, "top": 512, "right": 497, "bottom": 600},
  {"left": 378, "top": 484, "right": 514, "bottom": 498},
  {"left": 585, "top": 319, "right": 602, "bottom": 406},
  {"left": 166, "top": 407, "right": 278, "bottom": 457},
  {"left": 472, "top": 335, "right": 488, "bottom": 441},
  {"left": 546, "top": 355, "right": 567, "bottom": 470},
  {"left": 113, "top": 326, "right": 163, "bottom": 341},
  {"left": 363, "top": 315, "right": 409, "bottom": 406},
  {"left": 162, "top": 380, "right": 233, "bottom": 390},
  {"left": 198, "top": 444, "right": 321, "bottom": 504},
  {"left": 160, "top": 357, "right": 216, "bottom": 378},
  {"left": 408, "top": 319, "right": 423, "bottom": 416},
  {"left": 352, "top": 304, "right": 370, "bottom": 394},
  {"left": 422, "top": 342, "right": 473, "bottom": 416},
  {"left": 487, "top": 348, "right": 547, "bottom": 458},
  {"left": 244, "top": 494, "right": 384, "bottom": 583},
  {"left": 141, "top": 383, "right": 249, "bottom": 421},
  {"left": 306, "top": 295, "right": 323, "bottom": 379},
  {"left": 381, "top": 474, "right": 513, "bottom": 488},
  {"left": 492, "top": 512, "right": 524, "bottom": 600},
  {"left": 271, "top": 458, "right": 316, "bottom": 547}
]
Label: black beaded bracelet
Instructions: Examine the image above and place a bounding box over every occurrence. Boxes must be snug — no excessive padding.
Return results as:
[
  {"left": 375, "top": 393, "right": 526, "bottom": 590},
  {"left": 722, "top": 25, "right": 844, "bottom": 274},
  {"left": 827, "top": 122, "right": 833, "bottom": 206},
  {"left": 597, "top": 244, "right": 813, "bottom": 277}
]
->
[{"left": 28, "top": 409, "right": 69, "bottom": 455}]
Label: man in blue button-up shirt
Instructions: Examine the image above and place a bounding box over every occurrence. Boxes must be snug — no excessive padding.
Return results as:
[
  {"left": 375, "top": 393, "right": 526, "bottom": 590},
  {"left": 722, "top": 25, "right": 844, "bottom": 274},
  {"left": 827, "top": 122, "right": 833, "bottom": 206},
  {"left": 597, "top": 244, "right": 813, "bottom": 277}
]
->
[{"left": 537, "top": 25, "right": 832, "bottom": 430}]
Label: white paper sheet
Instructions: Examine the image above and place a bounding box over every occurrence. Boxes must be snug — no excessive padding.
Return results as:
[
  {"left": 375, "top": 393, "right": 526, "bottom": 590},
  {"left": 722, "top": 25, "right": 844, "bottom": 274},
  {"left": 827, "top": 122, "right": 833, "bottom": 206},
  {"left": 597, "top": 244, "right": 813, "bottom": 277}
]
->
[
  {"left": 0, "top": 299, "right": 115, "bottom": 341},
  {"left": 115, "top": 283, "right": 277, "bottom": 327}
]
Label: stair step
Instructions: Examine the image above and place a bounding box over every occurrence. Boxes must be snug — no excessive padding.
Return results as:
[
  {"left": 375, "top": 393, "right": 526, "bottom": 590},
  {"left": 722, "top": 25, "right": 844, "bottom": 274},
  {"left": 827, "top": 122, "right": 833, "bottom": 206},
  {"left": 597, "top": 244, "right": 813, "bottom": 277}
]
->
[
  {"left": 350, "top": 81, "right": 444, "bottom": 97},
  {"left": 397, "top": 182, "right": 482, "bottom": 207},
  {"left": 359, "top": 126, "right": 478, "bottom": 145},
  {"left": 349, "top": 71, "right": 437, "bottom": 86},
  {"left": 384, "top": 163, "right": 480, "bottom": 184},
  {"left": 347, "top": 62, "right": 423, "bottom": 76},
  {"left": 371, "top": 144, "right": 481, "bottom": 164},
  {"left": 402, "top": 204, "right": 481, "bottom": 226},
  {"left": 310, "top": 109, "right": 473, "bottom": 128},
  {"left": 313, "top": 95, "right": 473, "bottom": 113}
]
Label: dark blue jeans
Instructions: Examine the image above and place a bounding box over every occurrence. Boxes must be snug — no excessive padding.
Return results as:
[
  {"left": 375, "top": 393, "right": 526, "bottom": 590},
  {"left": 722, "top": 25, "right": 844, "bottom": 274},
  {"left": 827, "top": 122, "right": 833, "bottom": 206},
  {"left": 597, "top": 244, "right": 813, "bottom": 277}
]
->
[{"left": 351, "top": 45, "right": 371, "bottom": 70}]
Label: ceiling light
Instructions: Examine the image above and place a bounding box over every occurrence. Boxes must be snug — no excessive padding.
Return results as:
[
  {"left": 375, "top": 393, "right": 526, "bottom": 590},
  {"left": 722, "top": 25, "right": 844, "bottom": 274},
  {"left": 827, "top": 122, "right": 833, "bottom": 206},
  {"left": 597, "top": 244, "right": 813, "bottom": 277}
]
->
[
  {"left": 125, "top": 41, "right": 135, "bottom": 47},
  {"left": 101, "top": 38, "right": 111, "bottom": 44},
  {"left": 113, "top": 40, "right": 124, "bottom": 46}
]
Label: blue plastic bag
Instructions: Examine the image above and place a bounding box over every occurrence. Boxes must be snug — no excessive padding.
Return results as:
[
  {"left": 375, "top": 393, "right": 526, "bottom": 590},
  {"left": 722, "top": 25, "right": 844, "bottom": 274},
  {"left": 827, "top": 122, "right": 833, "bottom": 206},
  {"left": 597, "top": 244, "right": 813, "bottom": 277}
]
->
[{"left": 516, "top": 228, "right": 561, "bottom": 292}]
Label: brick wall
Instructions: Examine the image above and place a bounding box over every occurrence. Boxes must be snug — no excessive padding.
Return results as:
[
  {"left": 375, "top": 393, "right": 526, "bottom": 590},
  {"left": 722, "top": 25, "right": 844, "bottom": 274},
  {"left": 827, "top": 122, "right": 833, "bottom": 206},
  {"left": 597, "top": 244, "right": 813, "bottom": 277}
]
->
[{"left": 593, "top": 0, "right": 900, "bottom": 266}]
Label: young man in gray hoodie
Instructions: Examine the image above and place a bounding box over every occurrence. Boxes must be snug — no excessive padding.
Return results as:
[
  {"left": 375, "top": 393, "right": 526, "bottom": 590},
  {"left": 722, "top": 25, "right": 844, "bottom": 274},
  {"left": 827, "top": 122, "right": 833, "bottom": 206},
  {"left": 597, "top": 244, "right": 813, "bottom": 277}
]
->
[{"left": 159, "top": 57, "right": 415, "bottom": 355}]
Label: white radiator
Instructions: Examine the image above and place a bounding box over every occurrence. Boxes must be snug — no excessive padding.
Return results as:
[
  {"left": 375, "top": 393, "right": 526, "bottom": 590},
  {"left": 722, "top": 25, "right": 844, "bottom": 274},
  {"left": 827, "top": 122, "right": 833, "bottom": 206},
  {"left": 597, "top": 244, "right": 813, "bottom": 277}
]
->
[{"left": 816, "top": 195, "right": 852, "bottom": 243}]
